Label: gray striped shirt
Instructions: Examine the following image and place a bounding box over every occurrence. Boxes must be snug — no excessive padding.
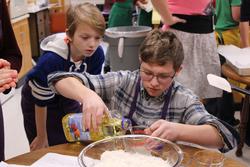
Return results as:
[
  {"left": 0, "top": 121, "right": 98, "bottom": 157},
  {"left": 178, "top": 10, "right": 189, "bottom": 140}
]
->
[{"left": 48, "top": 70, "right": 238, "bottom": 152}]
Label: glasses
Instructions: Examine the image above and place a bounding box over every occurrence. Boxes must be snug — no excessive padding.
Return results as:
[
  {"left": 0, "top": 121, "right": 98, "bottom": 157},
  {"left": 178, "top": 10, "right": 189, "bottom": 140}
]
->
[{"left": 140, "top": 69, "right": 175, "bottom": 84}]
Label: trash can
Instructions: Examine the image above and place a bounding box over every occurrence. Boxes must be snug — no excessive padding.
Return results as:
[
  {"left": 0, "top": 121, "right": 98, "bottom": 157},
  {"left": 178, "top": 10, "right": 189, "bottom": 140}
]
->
[{"left": 104, "top": 26, "right": 152, "bottom": 71}]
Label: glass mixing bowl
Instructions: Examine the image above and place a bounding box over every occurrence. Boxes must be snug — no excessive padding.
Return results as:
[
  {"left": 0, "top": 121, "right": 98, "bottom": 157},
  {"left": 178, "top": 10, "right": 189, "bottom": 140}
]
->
[{"left": 78, "top": 135, "right": 183, "bottom": 167}]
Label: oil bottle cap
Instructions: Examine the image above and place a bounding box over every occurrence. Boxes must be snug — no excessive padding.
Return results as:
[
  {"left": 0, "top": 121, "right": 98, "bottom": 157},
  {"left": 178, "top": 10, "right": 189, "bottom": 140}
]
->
[{"left": 121, "top": 117, "right": 132, "bottom": 130}]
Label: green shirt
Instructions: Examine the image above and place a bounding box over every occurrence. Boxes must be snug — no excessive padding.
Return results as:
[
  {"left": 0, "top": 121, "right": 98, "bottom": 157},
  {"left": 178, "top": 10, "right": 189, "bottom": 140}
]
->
[
  {"left": 108, "top": 0, "right": 134, "bottom": 27},
  {"left": 215, "top": 0, "right": 241, "bottom": 32},
  {"left": 108, "top": 0, "right": 152, "bottom": 28}
]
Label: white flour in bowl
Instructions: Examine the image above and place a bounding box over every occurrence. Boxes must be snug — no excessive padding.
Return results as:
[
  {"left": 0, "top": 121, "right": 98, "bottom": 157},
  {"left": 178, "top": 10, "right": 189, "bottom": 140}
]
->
[{"left": 94, "top": 150, "right": 171, "bottom": 167}]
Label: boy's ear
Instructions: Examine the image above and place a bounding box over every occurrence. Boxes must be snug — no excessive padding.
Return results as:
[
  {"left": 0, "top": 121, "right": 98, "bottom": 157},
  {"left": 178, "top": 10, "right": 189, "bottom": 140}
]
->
[
  {"left": 65, "top": 29, "right": 72, "bottom": 42},
  {"left": 65, "top": 29, "right": 70, "bottom": 38},
  {"left": 175, "top": 65, "right": 183, "bottom": 75},
  {"left": 139, "top": 57, "right": 142, "bottom": 64},
  {"left": 65, "top": 28, "right": 69, "bottom": 34}
]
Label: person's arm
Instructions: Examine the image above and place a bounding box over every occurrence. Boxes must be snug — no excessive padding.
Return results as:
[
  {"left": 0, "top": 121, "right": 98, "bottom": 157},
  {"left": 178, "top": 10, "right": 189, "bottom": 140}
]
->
[
  {"left": 30, "top": 105, "right": 48, "bottom": 151},
  {"left": 1, "top": 0, "right": 22, "bottom": 72},
  {"left": 145, "top": 120, "right": 223, "bottom": 148},
  {"left": 151, "top": 0, "right": 172, "bottom": 24},
  {"left": 0, "top": 0, "right": 22, "bottom": 94},
  {"left": 184, "top": 99, "right": 237, "bottom": 151},
  {"left": 176, "top": 124, "right": 224, "bottom": 148},
  {"left": 54, "top": 77, "right": 108, "bottom": 130},
  {"left": 49, "top": 70, "right": 131, "bottom": 130},
  {"left": 150, "top": 0, "right": 185, "bottom": 25},
  {"left": 230, "top": 1, "right": 249, "bottom": 47},
  {"left": 240, "top": 0, "right": 250, "bottom": 47},
  {"left": 231, "top": 6, "right": 241, "bottom": 22},
  {"left": 239, "top": 21, "right": 250, "bottom": 47},
  {"left": 148, "top": 94, "right": 237, "bottom": 152}
]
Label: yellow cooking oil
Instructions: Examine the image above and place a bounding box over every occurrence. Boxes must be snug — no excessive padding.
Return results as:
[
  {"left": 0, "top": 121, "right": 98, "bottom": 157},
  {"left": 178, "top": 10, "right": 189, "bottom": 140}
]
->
[{"left": 62, "top": 112, "right": 132, "bottom": 142}]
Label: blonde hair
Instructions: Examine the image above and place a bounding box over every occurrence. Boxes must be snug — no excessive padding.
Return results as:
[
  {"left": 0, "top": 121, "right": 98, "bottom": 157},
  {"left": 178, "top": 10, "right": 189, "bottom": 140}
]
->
[{"left": 66, "top": 3, "right": 106, "bottom": 37}]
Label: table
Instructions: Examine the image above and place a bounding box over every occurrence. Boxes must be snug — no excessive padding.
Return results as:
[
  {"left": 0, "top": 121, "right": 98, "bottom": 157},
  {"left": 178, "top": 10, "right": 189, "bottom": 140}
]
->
[{"left": 5, "top": 143, "right": 246, "bottom": 167}]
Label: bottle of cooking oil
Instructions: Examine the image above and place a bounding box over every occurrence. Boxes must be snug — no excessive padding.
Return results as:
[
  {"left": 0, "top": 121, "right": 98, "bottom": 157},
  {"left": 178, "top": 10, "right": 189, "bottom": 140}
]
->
[{"left": 62, "top": 111, "right": 132, "bottom": 142}]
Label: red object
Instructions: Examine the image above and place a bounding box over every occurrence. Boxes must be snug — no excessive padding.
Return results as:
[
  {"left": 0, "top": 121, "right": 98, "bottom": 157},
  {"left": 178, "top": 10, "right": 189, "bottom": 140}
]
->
[
  {"left": 50, "top": 12, "right": 66, "bottom": 33},
  {"left": 212, "top": 0, "right": 216, "bottom": 8},
  {"left": 74, "top": 129, "right": 81, "bottom": 138},
  {"left": 133, "top": 129, "right": 145, "bottom": 134},
  {"left": 70, "top": 124, "right": 77, "bottom": 131}
]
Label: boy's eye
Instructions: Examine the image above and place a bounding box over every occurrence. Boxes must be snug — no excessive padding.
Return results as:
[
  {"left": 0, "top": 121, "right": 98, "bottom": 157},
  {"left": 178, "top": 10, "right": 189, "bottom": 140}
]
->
[
  {"left": 95, "top": 36, "right": 101, "bottom": 40},
  {"left": 158, "top": 75, "right": 170, "bottom": 79},
  {"left": 144, "top": 71, "right": 153, "bottom": 76},
  {"left": 81, "top": 37, "right": 89, "bottom": 40},
  {"left": 81, "top": 36, "right": 101, "bottom": 41}
]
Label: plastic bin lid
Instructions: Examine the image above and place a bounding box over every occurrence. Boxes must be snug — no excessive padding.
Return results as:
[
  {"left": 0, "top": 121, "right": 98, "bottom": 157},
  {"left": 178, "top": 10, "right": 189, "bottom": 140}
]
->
[{"left": 105, "top": 26, "right": 152, "bottom": 38}]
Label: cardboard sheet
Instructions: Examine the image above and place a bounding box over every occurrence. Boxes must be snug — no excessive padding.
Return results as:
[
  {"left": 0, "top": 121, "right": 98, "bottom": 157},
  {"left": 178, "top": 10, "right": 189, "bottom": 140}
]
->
[{"left": 217, "top": 45, "right": 250, "bottom": 76}]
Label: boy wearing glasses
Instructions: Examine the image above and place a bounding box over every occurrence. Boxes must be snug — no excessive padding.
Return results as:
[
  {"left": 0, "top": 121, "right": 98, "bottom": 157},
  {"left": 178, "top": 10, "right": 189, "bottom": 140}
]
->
[{"left": 48, "top": 29, "right": 237, "bottom": 153}]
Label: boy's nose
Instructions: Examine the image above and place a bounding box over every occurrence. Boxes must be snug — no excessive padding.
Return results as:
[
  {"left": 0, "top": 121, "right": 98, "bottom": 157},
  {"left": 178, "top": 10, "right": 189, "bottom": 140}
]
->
[
  {"left": 88, "top": 39, "right": 98, "bottom": 48},
  {"left": 150, "top": 76, "right": 160, "bottom": 86}
]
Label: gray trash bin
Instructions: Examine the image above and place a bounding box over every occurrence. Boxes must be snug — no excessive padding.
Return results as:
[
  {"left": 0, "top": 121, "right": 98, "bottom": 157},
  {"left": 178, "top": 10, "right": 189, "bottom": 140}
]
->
[{"left": 104, "top": 26, "right": 152, "bottom": 71}]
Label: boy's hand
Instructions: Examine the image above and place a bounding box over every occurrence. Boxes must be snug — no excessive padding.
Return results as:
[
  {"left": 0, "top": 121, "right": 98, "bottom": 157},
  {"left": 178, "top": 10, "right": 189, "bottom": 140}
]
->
[
  {"left": 145, "top": 119, "right": 179, "bottom": 141},
  {"left": 81, "top": 89, "right": 109, "bottom": 131},
  {"left": 30, "top": 136, "right": 49, "bottom": 151}
]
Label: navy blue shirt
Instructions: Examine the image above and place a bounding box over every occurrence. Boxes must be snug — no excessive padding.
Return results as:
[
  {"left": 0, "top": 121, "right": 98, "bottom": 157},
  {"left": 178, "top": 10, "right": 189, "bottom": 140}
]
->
[{"left": 27, "top": 46, "right": 104, "bottom": 106}]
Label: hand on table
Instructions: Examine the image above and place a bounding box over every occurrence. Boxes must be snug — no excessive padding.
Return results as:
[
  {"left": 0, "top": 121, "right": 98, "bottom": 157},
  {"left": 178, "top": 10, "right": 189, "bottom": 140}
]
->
[{"left": 30, "top": 136, "right": 49, "bottom": 151}]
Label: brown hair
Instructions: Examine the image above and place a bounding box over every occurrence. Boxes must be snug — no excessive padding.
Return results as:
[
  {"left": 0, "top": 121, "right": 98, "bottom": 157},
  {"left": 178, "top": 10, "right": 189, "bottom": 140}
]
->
[
  {"left": 66, "top": 3, "right": 106, "bottom": 37},
  {"left": 139, "top": 29, "right": 184, "bottom": 71}
]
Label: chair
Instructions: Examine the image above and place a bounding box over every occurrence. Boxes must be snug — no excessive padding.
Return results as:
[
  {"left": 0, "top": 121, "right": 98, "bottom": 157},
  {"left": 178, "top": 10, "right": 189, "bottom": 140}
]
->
[{"left": 221, "top": 63, "right": 250, "bottom": 157}]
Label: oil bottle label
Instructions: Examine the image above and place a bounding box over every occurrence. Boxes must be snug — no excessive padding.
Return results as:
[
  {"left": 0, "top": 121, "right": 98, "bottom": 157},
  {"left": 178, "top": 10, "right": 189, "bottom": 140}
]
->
[
  {"left": 62, "top": 113, "right": 91, "bottom": 142},
  {"left": 62, "top": 113, "right": 132, "bottom": 142}
]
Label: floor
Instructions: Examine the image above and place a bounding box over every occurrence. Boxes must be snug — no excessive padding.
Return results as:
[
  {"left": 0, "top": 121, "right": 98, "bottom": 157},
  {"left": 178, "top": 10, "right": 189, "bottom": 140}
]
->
[{"left": 1, "top": 87, "right": 250, "bottom": 166}]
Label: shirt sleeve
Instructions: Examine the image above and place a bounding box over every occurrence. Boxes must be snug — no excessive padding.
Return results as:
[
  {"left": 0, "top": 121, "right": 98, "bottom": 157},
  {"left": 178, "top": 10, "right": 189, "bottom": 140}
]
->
[
  {"left": 183, "top": 97, "right": 238, "bottom": 152},
  {"left": 48, "top": 70, "right": 131, "bottom": 103},
  {"left": 27, "top": 52, "right": 66, "bottom": 106},
  {"left": 230, "top": 0, "right": 242, "bottom": 6}
]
